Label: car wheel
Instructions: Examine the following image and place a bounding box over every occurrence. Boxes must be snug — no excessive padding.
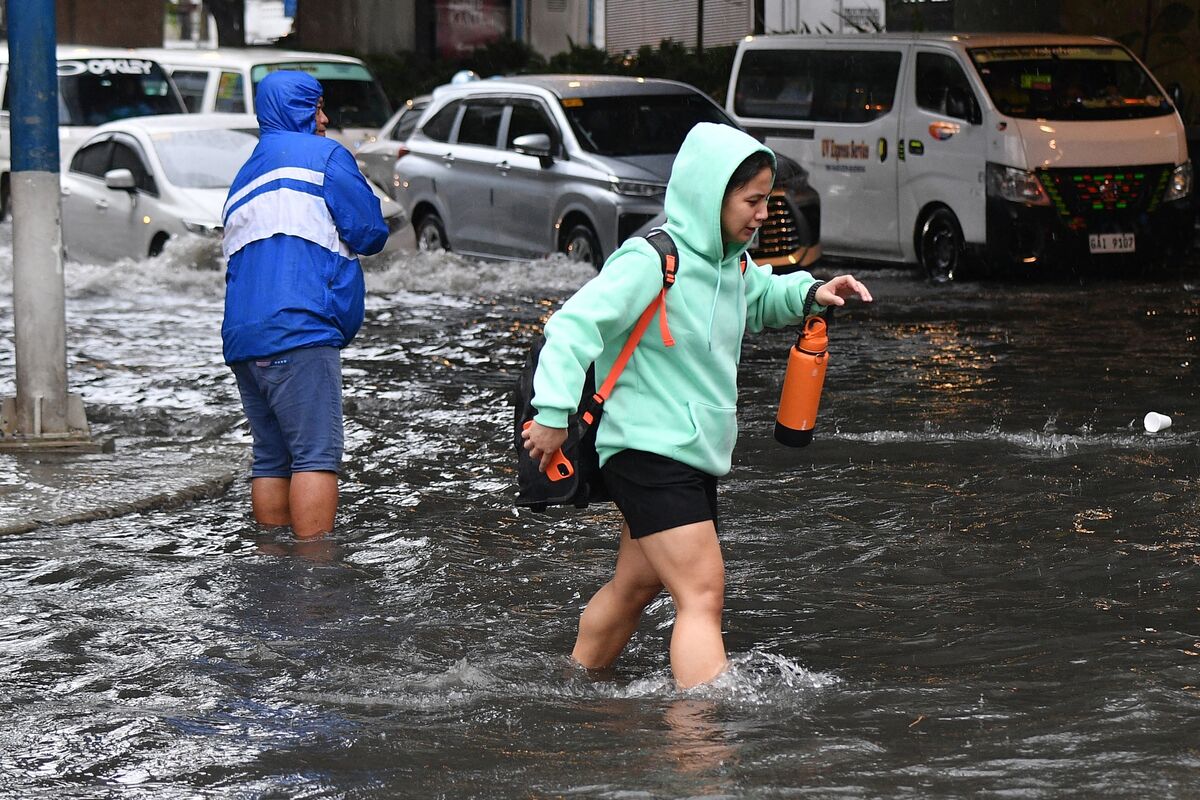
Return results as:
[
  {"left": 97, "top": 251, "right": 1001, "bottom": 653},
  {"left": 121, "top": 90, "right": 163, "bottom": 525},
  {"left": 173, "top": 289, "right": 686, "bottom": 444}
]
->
[
  {"left": 149, "top": 232, "right": 169, "bottom": 258},
  {"left": 561, "top": 223, "right": 602, "bottom": 268},
  {"left": 0, "top": 173, "right": 9, "bottom": 221},
  {"left": 919, "top": 207, "right": 963, "bottom": 284},
  {"left": 415, "top": 211, "right": 449, "bottom": 252}
]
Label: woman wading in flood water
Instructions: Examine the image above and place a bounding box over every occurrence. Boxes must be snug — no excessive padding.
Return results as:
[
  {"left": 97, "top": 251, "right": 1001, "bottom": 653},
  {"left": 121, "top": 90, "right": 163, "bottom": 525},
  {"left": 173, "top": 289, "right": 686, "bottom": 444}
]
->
[{"left": 523, "top": 123, "right": 872, "bottom": 687}]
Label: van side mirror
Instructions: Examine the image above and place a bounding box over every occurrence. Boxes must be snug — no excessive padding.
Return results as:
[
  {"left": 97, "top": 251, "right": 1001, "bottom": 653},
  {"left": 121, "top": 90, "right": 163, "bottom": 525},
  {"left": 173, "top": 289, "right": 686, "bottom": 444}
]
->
[
  {"left": 104, "top": 168, "right": 136, "bottom": 191},
  {"left": 1167, "top": 81, "right": 1184, "bottom": 109},
  {"left": 946, "top": 87, "right": 982, "bottom": 125},
  {"left": 513, "top": 133, "right": 552, "bottom": 159}
]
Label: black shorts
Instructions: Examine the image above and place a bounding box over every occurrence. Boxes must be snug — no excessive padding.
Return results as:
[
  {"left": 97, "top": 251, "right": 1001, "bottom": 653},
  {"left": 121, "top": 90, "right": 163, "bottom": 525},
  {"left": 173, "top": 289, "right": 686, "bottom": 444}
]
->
[{"left": 601, "top": 449, "right": 719, "bottom": 539}]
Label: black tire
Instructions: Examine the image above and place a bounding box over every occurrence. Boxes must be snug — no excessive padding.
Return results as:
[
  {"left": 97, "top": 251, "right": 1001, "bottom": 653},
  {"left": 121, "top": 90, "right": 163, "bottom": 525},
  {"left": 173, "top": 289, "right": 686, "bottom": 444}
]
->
[
  {"left": 415, "top": 211, "right": 449, "bottom": 252},
  {"left": 149, "top": 232, "right": 169, "bottom": 258},
  {"left": 919, "top": 207, "right": 964, "bottom": 285},
  {"left": 561, "top": 222, "right": 602, "bottom": 268},
  {"left": 0, "top": 173, "right": 9, "bottom": 221}
]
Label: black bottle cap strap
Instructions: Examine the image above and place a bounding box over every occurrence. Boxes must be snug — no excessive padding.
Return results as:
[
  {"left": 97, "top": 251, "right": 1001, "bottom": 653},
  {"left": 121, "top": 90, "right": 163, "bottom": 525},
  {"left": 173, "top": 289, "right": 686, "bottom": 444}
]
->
[{"left": 803, "top": 280, "right": 826, "bottom": 318}]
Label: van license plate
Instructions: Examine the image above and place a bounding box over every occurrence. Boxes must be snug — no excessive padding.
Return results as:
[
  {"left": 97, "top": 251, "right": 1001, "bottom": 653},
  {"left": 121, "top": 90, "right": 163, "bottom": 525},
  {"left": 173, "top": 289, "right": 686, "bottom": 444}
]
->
[{"left": 1089, "top": 233, "right": 1135, "bottom": 254}]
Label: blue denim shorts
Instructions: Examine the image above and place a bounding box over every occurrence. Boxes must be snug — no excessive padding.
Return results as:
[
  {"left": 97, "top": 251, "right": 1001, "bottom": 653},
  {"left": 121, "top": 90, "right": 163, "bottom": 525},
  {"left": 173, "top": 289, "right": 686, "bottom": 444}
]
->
[{"left": 230, "top": 346, "right": 343, "bottom": 478}]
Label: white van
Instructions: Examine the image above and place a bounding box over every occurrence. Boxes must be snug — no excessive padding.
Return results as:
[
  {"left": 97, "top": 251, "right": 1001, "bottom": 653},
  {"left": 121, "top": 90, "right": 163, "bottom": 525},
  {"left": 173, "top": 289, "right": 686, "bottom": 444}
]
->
[
  {"left": 136, "top": 47, "right": 392, "bottom": 151},
  {"left": 0, "top": 44, "right": 187, "bottom": 217},
  {"left": 727, "top": 33, "right": 1192, "bottom": 280}
]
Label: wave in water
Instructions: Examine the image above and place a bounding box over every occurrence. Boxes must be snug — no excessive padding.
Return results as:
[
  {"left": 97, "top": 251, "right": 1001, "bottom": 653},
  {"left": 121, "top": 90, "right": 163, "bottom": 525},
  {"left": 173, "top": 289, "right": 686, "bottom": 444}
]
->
[
  {"left": 364, "top": 249, "right": 596, "bottom": 298},
  {"left": 303, "top": 650, "right": 838, "bottom": 712},
  {"left": 0, "top": 220, "right": 595, "bottom": 303},
  {"left": 835, "top": 425, "right": 1194, "bottom": 454}
]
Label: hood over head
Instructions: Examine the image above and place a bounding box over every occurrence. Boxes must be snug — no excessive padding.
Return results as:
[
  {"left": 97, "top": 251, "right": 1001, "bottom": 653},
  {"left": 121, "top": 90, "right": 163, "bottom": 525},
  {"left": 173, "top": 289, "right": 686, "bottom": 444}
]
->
[
  {"left": 256, "top": 71, "right": 323, "bottom": 134},
  {"left": 663, "top": 122, "right": 775, "bottom": 263}
]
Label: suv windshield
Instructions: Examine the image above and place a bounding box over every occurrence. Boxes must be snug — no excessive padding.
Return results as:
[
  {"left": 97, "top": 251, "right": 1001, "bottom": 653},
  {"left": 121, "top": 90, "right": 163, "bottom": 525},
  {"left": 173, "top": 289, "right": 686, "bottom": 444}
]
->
[
  {"left": 251, "top": 62, "right": 390, "bottom": 129},
  {"left": 561, "top": 93, "right": 733, "bottom": 156},
  {"left": 54, "top": 58, "right": 184, "bottom": 126},
  {"left": 969, "top": 45, "right": 1172, "bottom": 121}
]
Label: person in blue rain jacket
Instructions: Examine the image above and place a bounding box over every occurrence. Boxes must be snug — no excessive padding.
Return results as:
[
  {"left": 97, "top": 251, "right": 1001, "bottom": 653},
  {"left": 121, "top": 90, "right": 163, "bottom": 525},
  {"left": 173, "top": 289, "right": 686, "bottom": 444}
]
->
[{"left": 222, "top": 70, "right": 388, "bottom": 539}]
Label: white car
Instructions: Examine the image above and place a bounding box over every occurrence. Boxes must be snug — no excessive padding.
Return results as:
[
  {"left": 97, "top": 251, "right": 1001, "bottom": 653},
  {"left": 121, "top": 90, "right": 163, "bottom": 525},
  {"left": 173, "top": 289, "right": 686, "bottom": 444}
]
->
[
  {"left": 354, "top": 94, "right": 430, "bottom": 198},
  {"left": 60, "top": 113, "right": 407, "bottom": 264}
]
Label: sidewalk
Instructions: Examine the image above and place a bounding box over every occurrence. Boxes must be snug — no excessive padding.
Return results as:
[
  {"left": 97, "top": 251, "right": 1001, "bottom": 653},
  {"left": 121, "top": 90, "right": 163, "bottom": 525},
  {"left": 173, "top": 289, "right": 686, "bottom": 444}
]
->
[{"left": 0, "top": 437, "right": 246, "bottom": 535}]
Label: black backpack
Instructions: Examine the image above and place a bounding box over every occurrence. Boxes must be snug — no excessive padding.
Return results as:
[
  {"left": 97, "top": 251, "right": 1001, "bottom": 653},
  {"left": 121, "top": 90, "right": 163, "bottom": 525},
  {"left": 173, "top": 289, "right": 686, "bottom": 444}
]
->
[{"left": 512, "top": 231, "right": 746, "bottom": 511}]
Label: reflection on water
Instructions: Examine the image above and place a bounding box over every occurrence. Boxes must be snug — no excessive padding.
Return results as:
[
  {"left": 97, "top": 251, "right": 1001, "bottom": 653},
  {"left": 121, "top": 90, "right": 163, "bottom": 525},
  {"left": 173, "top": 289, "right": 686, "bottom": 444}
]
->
[{"left": 1, "top": 223, "right": 1199, "bottom": 796}]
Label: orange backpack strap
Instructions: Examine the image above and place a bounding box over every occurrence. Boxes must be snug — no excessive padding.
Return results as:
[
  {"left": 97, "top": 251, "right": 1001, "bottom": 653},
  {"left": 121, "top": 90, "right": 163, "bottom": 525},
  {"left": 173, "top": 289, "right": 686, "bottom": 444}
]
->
[
  {"left": 644, "top": 229, "right": 677, "bottom": 347},
  {"left": 580, "top": 230, "right": 678, "bottom": 425},
  {"left": 739, "top": 252, "right": 748, "bottom": 274}
]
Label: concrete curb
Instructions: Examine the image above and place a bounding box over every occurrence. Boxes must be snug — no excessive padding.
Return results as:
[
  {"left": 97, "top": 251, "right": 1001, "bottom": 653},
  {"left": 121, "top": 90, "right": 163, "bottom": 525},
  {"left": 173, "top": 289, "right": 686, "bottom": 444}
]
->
[{"left": 0, "top": 468, "right": 241, "bottom": 536}]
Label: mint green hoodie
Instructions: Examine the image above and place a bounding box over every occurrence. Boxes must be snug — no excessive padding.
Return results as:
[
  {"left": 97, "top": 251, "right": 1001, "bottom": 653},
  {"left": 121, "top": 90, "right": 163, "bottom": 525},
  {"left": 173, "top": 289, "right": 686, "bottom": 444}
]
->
[{"left": 532, "top": 123, "right": 823, "bottom": 476}]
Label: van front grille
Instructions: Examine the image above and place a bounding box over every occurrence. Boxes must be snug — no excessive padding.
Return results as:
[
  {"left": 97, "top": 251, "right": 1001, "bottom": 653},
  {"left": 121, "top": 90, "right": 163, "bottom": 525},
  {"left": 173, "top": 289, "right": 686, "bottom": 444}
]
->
[{"left": 1038, "top": 165, "right": 1170, "bottom": 218}]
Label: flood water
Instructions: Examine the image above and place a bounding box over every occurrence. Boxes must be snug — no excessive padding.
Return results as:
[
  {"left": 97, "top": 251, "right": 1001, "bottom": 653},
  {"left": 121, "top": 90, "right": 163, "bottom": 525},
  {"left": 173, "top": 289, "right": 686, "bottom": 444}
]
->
[{"left": 1, "top": 227, "right": 1199, "bottom": 798}]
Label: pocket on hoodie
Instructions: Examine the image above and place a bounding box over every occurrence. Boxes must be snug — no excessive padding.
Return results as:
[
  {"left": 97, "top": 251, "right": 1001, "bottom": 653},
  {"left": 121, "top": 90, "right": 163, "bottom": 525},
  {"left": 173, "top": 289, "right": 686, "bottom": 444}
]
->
[{"left": 676, "top": 401, "right": 737, "bottom": 470}]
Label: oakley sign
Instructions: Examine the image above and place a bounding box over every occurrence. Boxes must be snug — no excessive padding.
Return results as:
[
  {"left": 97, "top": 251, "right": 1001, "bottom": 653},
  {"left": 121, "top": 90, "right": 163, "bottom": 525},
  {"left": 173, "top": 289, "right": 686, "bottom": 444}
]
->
[{"left": 57, "top": 59, "right": 154, "bottom": 77}]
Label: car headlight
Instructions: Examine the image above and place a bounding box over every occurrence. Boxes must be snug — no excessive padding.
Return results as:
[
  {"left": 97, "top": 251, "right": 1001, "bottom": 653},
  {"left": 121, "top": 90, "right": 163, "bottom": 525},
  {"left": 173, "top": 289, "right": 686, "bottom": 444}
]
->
[
  {"left": 986, "top": 163, "right": 1050, "bottom": 206},
  {"left": 1164, "top": 161, "right": 1192, "bottom": 202},
  {"left": 182, "top": 220, "right": 223, "bottom": 238},
  {"left": 608, "top": 176, "right": 666, "bottom": 197}
]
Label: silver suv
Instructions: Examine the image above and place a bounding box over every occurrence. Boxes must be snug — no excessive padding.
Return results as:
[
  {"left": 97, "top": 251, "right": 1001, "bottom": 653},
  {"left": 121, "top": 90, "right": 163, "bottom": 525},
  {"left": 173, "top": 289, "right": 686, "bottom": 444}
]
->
[{"left": 396, "top": 74, "right": 820, "bottom": 269}]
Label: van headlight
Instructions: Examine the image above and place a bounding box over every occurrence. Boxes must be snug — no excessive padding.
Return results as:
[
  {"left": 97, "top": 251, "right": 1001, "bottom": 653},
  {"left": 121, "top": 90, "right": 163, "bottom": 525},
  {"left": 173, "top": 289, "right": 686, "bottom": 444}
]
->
[
  {"left": 986, "top": 163, "right": 1050, "bottom": 206},
  {"left": 183, "top": 220, "right": 223, "bottom": 238},
  {"left": 1163, "top": 161, "right": 1192, "bottom": 202},
  {"left": 608, "top": 176, "right": 666, "bottom": 197}
]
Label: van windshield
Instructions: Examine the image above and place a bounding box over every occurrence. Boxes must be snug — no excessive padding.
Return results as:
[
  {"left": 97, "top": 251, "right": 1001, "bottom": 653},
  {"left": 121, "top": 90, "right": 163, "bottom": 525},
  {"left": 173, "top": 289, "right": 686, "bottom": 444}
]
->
[
  {"left": 968, "top": 45, "right": 1173, "bottom": 120},
  {"left": 560, "top": 93, "right": 734, "bottom": 156},
  {"left": 250, "top": 62, "right": 390, "bottom": 129},
  {"left": 151, "top": 128, "right": 259, "bottom": 189},
  {"left": 56, "top": 59, "right": 184, "bottom": 126}
]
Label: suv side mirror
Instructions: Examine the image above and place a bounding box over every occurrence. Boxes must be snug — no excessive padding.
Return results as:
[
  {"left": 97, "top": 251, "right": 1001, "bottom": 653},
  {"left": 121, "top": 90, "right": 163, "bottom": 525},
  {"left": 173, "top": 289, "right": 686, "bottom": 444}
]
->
[
  {"left": 513, "top": 133, "right": 552, "bottom": 160},
  {"left": 104, "top": 168, "right": 136, "bottom": 191}
]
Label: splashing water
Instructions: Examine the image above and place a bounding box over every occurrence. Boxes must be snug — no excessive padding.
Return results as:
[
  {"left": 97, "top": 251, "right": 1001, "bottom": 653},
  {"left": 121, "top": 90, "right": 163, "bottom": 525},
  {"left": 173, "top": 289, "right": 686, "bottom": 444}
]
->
[{"left": 1, "top": 219, "right": 1200, "bottom": 797}]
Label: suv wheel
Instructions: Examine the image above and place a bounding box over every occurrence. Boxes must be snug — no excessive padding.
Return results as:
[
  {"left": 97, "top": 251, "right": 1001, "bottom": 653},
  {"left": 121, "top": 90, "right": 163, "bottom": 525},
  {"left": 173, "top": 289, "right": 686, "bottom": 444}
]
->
[
  {"left": 416, "top": 212, "right": 449, "bottom": 252},
  {"left": 562, "top": 223, "right": 601, "bottom": 268}
]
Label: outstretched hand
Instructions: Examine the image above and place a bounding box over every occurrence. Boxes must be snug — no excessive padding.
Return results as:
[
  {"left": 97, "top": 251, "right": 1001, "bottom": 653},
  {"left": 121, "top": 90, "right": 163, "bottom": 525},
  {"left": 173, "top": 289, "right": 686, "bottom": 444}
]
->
[
  {"left": 815, "top": 274, "right": 873, "bottom": 307},
  {"left": 522, "top": 420, "right": 568, "bottom": 473}
]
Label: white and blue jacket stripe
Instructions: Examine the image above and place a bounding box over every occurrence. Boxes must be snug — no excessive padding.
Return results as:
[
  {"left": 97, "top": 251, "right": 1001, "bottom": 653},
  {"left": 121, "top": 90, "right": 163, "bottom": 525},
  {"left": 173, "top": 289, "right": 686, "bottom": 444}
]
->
[{"left": 221, "top": 70, "right": 388, "bottom": 364}]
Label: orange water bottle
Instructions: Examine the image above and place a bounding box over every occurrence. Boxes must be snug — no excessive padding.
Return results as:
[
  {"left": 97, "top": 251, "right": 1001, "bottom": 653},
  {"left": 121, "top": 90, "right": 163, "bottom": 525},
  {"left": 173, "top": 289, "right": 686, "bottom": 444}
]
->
[{"left": 775, "top": 316, "right": 828, "bottom": 447}]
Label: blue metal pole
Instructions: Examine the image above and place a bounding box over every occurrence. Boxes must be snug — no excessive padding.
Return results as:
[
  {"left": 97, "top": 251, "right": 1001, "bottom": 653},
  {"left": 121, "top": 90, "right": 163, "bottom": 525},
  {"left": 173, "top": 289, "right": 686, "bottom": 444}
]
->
[
  {"left": 7, "top": 0, "right": 59, "bottom": 173},
  {"left": 3, "top": 0, "right": 85, "bottom": 441},
  {"left": 514, "top": 0, "right": 525, "bottom": 43}
]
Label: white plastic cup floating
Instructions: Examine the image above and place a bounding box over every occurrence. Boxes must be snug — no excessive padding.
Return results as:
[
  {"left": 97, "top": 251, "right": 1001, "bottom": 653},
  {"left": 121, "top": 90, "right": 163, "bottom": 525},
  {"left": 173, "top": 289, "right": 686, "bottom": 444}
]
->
[{"left": 1143, "top": 412, "right": 1172, "bottom": 433}]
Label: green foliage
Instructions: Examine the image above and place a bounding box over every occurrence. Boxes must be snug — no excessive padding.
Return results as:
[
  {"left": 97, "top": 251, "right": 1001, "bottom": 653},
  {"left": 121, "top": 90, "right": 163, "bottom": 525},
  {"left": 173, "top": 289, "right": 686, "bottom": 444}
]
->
[
  {"left": 358, "top": 39, "right": 737, "bottom": 107},
  {"left": 544, "top": 41, "right": 621, "bottom": 75}
]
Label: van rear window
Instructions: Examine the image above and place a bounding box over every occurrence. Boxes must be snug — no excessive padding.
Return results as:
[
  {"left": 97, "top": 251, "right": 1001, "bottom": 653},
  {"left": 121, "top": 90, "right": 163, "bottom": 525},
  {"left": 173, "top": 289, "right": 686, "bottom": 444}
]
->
[
  {"left": 57, "top": 60, "right": 184, "bottom": 126},
  {"left": 250, "top": 62, "right": 389, "bottom": 129},
  {"left": 3, "top": 59, "right": 185, "bottom": 125},
  {"left": 734, "top": 49, "right": 902, "bottom": 123}
]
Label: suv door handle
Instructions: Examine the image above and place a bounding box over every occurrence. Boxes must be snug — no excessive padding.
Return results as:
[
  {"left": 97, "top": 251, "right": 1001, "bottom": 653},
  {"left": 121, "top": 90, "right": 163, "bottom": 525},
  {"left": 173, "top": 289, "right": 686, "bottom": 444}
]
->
[
  {"left": 95, "top": 198, "right": 109, "bottom": 209},
  {"left": 441, "top": 152, "right": 455, "bottom": 165},
  {"left": 494, "top": 160, "right": 511, "bottom": 173}
]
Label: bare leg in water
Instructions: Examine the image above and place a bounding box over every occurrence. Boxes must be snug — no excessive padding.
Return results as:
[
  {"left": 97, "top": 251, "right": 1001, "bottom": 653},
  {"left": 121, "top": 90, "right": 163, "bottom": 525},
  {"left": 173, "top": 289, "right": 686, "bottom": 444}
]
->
[
  {"left": 573, "top": 519, "right": 727, "bottom": 688},
  {"left": 250, "top": 471, "right": 338, "bottom": 538}
]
